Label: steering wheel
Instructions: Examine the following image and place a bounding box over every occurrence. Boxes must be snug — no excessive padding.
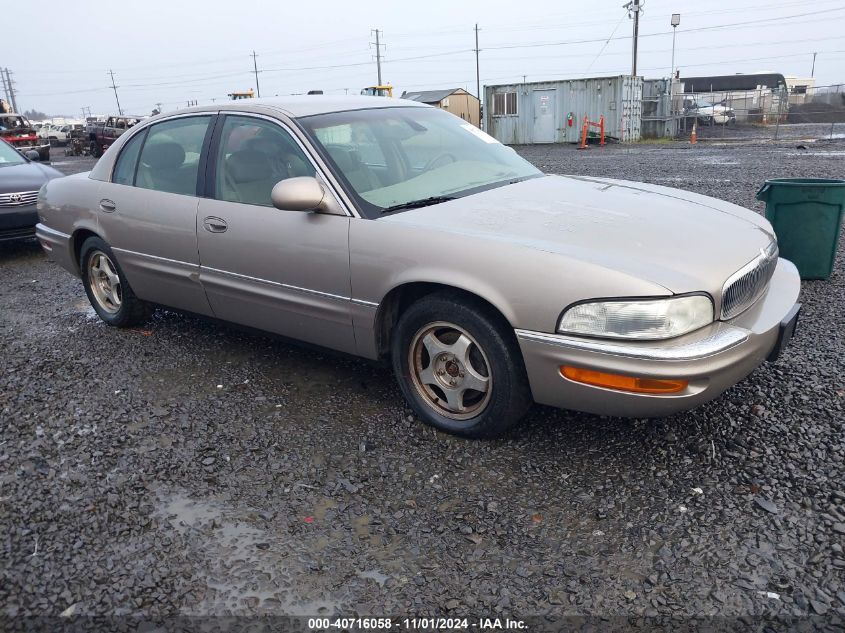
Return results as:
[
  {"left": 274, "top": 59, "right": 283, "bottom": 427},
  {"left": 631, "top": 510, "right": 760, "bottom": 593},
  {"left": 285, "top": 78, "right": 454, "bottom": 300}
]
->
[{"left": 423, "top": 153, "right": 457, "bottom": 172}]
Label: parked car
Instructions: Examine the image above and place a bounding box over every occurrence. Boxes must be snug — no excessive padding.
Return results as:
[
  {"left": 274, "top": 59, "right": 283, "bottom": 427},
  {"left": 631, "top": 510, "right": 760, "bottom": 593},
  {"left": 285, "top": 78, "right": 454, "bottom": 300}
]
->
[
  {"left": 88, "top": 115, "right": 142, "bottom": 158},
  {"left": 684, "top": 98, "right": 736, "bottom": 125},
  {"left": 0, "top": 138, "right": 62, "bottom": 241},
  {"left": 38, "top": 122, "right": 85, "bottom": 147},
  {"left": 0, "top": 113, "right": 51, "bottom": 161},
  {"left": 35, "top": 97, "right": 801, "bottom": 437}
]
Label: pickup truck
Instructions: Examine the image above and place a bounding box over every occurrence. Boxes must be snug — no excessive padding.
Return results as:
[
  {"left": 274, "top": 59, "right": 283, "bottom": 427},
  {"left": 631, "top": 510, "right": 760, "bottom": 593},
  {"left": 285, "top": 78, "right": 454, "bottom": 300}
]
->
[
  {"left": 87, "top": 115, "right": 142, "bottom": 157},
  {"left": 0, "top": 114, "right": 51, "bottom": 161}
]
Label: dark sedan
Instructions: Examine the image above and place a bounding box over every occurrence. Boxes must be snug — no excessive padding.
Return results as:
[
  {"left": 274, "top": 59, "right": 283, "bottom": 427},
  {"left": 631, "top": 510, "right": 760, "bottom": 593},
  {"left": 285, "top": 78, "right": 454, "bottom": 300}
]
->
[{"left": 0, "top": 138, "right": 63, "bottom": 241}]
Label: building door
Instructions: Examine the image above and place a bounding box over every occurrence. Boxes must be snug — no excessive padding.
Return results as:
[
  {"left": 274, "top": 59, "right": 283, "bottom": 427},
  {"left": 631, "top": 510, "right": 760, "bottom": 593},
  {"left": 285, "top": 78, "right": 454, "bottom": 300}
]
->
[{"left": 532, "top": 90, "right": 556, "bottom": 143}]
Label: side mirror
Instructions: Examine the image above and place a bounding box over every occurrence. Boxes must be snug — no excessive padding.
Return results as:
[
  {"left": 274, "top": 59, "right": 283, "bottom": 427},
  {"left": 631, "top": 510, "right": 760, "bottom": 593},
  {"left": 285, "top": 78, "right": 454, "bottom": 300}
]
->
[
  {"left": 25, "top": 150, "right": 40, "bottom": 161},
  {"left": 271, "top": 176, "right": 326, "bottom": 212}
]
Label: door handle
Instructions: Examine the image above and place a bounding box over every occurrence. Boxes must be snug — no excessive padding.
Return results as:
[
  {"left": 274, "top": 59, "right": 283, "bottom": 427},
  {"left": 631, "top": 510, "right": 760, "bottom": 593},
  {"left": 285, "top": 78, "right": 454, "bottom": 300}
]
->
[
  {"left": 99, "top": 198, "right": 116, "bottom": 212},
  {"left": 203, "top": 216, "right": 228, "bottom": 233}
]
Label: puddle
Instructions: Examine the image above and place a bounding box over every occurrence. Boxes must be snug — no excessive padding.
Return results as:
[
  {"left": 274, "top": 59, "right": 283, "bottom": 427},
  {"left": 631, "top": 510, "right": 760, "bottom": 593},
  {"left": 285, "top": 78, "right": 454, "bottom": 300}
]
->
[{"left": 155, "top": 490, "right": 346, "bottom": 615}]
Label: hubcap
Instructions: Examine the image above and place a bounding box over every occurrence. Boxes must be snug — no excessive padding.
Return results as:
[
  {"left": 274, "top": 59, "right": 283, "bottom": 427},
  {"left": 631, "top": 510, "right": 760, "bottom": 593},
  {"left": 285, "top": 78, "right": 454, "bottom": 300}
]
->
[
  {"left": 87, "top": 251, "right": 122, "bottom": 314},
  {"left": 409, "top": 321, "right": 492, "bottom": 420}
]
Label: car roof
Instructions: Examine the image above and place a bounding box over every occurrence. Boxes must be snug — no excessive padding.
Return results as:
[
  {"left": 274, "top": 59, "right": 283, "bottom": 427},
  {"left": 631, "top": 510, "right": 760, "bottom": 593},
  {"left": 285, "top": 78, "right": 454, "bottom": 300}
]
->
[{"left": 161, "top": 95, "right": 430, "bottom": 119}]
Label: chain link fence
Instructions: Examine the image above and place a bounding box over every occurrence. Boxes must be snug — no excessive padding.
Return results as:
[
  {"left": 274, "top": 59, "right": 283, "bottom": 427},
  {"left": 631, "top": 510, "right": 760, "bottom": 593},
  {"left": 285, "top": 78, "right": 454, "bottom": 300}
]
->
[{"left": 674, "top": 82, "right": 844, "bottom": 142}]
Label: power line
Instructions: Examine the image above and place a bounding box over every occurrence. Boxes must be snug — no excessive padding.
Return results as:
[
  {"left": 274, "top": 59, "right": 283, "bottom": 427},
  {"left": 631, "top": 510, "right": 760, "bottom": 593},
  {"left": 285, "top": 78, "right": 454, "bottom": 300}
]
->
[
  {"left": 584, "top": 10, "right": 628, "bottom": 75},
  {"left": 484, "top": 8, "right": 845, "bottom": 52}
]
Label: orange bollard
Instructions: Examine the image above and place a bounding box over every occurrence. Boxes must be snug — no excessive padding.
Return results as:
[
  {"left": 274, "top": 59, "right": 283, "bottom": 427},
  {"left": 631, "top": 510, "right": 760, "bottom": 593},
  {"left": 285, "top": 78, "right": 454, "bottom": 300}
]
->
[
  {"left": 578, "top": 116, "right": 589, "bottom": 149},
  {"left": 599, "top": 115, "right": 606, "bottom": 146},
  {"left": 690, "top": 122, "right": 697, "bottom": 145}
]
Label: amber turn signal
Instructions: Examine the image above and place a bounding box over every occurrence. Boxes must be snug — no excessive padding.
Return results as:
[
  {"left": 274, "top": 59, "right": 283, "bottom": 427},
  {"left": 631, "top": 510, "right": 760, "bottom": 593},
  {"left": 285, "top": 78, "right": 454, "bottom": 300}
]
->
[{"left": 561, "top": 366, "right": 688, "bottom": 394}]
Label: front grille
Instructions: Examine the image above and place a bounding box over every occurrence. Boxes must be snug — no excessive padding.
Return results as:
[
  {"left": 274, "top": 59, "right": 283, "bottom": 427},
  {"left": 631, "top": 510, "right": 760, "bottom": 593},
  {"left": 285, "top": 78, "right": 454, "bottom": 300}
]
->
[
  {"left": 0, "top": 191, "right": 39, "bottom": 208},
  {"left": 721, "top": 240, "right": 779, "bottom": 320}
]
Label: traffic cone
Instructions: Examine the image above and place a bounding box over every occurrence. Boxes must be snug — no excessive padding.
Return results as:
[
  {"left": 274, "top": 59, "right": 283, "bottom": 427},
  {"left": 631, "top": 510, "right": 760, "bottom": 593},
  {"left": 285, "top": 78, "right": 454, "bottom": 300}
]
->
[{"left": 690, "top": 122, "right": 697, "bottom": 145}]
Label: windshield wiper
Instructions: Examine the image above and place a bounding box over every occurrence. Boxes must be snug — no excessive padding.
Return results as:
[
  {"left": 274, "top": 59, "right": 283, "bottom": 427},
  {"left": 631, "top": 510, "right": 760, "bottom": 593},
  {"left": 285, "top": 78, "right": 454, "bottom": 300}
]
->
[{"left": 380, "top": 195, "right": 457, "bottom": 214}]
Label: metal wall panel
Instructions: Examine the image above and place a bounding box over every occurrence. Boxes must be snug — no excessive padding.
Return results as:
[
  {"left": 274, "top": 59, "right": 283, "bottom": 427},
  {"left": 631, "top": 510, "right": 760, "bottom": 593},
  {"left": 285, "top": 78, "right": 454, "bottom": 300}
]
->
[{"left": 485, "top": 76, "right": 643, "bottom": 144}]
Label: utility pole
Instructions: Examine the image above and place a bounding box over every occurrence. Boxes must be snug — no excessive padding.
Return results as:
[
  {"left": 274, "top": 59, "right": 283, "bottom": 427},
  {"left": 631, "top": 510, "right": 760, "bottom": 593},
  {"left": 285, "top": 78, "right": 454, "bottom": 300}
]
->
[
  {"left": 811, "top": 52, "right": 817, "bottom": 77},
  {"left": 371, "top": 29, "right": 385, "bottom": 85},
  {"left": 626, "top": 0, "right": 643, "bottom": 77},
  {"left": 474, "top": 24, "right": 482, "bottom": 128},
  {"left": 1, "top": 69, "right": 10, "bottom": 105},
  {"left": 669, "top": 13, "right": 680, "bottom": 128},
  {"left": 108, "top": 69, "right": 123, "bottom": 115},
  {"left": 4, "top": 68, "right": 19, "bottom": 113},
  {"left": 251, "top": 51, "right": 261, "bottom": 97}
]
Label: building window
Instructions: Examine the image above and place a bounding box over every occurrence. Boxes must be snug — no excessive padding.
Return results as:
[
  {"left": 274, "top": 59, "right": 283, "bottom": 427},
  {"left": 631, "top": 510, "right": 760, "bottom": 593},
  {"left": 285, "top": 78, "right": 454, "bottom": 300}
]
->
[{"left": 492, "top": 92, "right": 517, "bottom": 116}]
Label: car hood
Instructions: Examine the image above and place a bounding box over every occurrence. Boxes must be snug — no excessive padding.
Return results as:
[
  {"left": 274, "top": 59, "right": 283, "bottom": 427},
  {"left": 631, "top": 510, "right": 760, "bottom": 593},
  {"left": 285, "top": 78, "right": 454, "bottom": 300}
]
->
[
  {"left": 0, "top": 162, "right": 63, "bottom": 192},
  {"left": 379, "top": 174, "right": 775, "bottom": 294}
]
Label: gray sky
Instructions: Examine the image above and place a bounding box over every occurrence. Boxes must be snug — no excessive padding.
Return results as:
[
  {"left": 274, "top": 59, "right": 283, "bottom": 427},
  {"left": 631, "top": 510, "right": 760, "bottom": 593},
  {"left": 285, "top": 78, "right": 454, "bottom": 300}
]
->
[{"left": 5, "top": 0, "right": 844, "bottom": 117}]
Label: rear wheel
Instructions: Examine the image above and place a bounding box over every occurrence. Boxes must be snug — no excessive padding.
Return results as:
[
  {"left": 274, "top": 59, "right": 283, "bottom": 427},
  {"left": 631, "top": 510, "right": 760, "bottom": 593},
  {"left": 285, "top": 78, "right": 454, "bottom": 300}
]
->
[
  {"left": 79, "top": 236, "right": 153, "bottom": 327},
  {"left": 391, "top": 292, "right": 532, "bottom": 438}
]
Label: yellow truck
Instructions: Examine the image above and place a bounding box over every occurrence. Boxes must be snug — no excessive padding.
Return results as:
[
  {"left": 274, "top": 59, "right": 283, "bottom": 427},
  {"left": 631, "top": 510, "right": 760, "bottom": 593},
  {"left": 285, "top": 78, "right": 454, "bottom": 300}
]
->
[{"left": 361, "top": 85, "right": 393, "bottom": 97}]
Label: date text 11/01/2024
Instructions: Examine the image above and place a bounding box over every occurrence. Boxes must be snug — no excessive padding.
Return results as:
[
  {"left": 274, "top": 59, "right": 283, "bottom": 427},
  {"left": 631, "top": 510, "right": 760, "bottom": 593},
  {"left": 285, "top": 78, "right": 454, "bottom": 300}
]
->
[{"left": 307, "top": 617, "right": 527, "bottom": 630}]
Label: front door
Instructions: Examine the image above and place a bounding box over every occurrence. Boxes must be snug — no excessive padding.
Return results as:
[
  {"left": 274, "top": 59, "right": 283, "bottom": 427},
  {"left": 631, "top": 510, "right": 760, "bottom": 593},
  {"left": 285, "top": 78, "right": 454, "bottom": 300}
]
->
[
  {"left": 532, "top": 89, "right": 557, "bottom": 143},
  {"left": 96, "top": 114, "right": 215, "bottom": 316},
  {"left": 196, "top": 114, "right": 355, "bottom": 354}
]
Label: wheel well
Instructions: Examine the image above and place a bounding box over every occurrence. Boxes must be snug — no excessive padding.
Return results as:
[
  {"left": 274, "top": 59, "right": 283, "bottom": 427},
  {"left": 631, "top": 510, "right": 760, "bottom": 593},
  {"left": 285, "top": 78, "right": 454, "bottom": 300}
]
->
[
  {"left": 70, "top": 229, "right": 100, "bottom": 274},
  {"left": 374, "top": 282, "right": 514, "bottom": 359}
]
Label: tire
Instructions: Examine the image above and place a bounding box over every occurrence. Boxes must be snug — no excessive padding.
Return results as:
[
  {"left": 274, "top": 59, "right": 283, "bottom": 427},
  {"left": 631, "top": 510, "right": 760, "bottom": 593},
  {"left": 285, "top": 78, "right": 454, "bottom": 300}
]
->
[
  {"left": 391, "top": 291, "right": 532, "bottom": 438},
  {"left": 92, "top": 142, "right": 103, "bottom": 158},
  {"left": 79, "top": 236, "right": 153, "bottom": 327}
]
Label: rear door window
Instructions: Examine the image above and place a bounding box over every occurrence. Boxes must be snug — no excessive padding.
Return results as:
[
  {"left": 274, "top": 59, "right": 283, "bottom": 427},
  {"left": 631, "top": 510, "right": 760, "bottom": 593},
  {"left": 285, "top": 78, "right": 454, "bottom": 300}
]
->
[
  {"left": 135, "top": 116, "right": 211, "bottom": 196},
  {"left": 112, "top": 130, "right": 146, "bottom": 186}
]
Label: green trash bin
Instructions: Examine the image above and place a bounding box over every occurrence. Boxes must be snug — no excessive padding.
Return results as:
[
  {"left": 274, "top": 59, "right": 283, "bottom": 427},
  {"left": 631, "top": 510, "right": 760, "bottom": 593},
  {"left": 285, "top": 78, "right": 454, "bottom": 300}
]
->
[{"left": 756, "top": 178, "right": 845, "bottom": 280}]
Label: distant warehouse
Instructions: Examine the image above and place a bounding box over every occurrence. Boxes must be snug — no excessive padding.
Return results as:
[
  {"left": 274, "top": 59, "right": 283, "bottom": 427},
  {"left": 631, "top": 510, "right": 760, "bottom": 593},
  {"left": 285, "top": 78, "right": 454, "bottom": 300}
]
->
[
  {"left": 485, "top": 76, "right": 643, "bottom": 144},
  {"left": 401, "top": 88, "right": 481, "bottom": 127}
]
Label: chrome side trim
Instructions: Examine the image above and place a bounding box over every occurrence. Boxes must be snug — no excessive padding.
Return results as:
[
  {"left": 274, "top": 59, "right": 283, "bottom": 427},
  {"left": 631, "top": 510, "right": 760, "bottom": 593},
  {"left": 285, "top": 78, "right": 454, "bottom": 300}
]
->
[
  {"left": 110, "top": 249, "right": 381, "bottom": 307},
  {"left": 35, "top": 224, "right": 70, "bottom": 240},
  {"left": 203, "top": 266, "right": 350, "bottom": 303},
  {"left": 112, "top": 246, "right": 194, "bottom": 268},
  {"left": 515, "top": 327, "right": 749, "bottom": 361}
]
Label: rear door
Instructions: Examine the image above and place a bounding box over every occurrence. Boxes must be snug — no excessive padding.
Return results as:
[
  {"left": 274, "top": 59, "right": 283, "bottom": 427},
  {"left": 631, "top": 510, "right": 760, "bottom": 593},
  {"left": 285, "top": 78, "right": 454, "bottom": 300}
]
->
[
  {"left": 96, "top": 114, "right": 215, "bottom": 315},
  {"left": 196, "top": 113, "right": 355, "bottom": 353}
]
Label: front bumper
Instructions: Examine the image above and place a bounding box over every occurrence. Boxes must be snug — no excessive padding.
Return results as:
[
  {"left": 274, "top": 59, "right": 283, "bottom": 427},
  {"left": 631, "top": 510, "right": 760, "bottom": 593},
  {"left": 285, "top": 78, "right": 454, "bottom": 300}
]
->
[
  {"left": 0, "top": 203, "right": 38, "bottom": 241},
  {"left": 516, "top": 258, "right": 801, "bottom": 418}
]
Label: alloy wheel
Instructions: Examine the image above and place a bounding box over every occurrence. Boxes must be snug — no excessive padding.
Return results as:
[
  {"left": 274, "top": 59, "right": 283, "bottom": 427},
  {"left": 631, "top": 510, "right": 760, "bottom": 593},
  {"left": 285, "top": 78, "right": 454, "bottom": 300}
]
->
[
  {"left": 409, "top": 321, "right": 492, "bottom": 420},
  {"left": 87, "top": 251, "right": 122, "bottom": 314}
]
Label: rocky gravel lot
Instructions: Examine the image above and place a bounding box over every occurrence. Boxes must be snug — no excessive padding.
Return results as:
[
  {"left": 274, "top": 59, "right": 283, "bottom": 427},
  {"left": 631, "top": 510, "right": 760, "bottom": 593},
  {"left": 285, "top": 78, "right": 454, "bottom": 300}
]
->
[{"left": 2, "top": 132, "right": 844, "bottom": 626}]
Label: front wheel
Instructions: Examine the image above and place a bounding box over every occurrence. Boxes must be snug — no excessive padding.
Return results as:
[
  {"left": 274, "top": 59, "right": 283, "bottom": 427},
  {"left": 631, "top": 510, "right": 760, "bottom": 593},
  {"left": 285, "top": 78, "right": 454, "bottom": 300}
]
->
[
  {"left": 391, "top": 292, "right": 532, "bottom": 438},
  {"left": 79, "top": 236, "right": 153, "bottom": 327}
]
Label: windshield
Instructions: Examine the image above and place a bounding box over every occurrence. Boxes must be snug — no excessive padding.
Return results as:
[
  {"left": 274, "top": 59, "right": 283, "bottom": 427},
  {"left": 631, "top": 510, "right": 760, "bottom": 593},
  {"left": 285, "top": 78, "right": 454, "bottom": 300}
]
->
[
  {"left": 0, "top": 140, "right": 26, "bottom": 166},
  {"left": 298, "top": 107, "right": 542, "bottom": 217}
]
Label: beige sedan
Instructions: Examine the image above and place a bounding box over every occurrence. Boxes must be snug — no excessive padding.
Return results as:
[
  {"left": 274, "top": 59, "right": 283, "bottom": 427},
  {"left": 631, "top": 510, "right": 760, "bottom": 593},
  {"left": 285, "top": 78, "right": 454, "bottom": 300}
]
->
[{"left": 36, "top": 97, "right": 801, "bottom": 437}]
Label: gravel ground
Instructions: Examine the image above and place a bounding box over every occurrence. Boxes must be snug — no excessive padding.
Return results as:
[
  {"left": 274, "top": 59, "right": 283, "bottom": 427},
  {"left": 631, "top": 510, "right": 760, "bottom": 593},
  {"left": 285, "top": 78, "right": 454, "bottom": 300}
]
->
[{"left": 2, "top": 136, "right": 845, "bottom": 624}]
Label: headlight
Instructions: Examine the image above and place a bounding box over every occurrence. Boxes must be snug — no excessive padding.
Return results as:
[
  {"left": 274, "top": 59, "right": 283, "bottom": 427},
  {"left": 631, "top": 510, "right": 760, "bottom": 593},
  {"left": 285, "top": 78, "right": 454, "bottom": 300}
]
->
[{"left": 558, "top": 295, "right": 714, "bottom": 340}]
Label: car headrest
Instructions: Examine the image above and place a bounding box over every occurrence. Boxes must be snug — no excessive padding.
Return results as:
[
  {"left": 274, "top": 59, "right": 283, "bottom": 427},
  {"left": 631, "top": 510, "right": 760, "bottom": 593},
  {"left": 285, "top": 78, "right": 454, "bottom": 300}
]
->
[
  {"left": 327, "top": 147, "right": 362, "bottom": 173},
  {"left": 142, "top": 141, "right": 185, "bottom": 170},
  {"left": 244, "top": 137, "right": 280, "bottom": 156},
  {"left": 226, "top": 149, "right": 273, "bottom": 183}
]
